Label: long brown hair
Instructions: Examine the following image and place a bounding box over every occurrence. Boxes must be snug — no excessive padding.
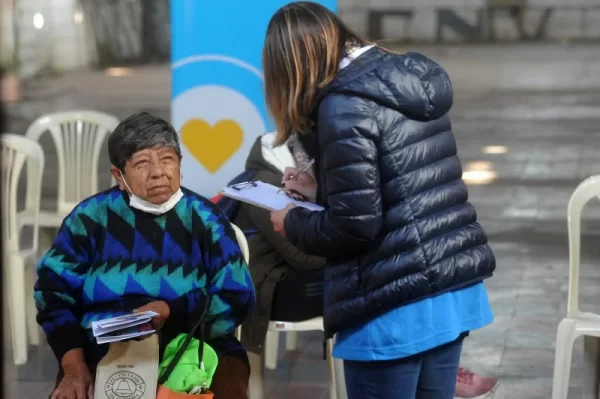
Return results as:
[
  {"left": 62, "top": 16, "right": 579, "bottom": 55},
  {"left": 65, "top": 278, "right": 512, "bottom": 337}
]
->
[{"left": 263, "top": 1, "right": 368, "bottom": 145}]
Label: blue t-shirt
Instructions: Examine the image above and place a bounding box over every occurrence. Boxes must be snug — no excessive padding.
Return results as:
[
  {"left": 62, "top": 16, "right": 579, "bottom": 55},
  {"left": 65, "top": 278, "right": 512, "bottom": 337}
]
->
[{"left": 332, "top": 282, "right": 493, "bottom": 361}]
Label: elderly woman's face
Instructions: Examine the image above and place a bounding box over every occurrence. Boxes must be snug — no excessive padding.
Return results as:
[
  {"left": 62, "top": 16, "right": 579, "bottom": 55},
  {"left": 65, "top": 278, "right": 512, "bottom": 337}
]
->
[{"left": 121, "top": 146, "right": 181, "bottom": 204}]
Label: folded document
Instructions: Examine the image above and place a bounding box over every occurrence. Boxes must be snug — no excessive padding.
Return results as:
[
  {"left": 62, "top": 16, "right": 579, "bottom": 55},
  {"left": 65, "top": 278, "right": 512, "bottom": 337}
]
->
[{"left": 91, "top": 311, "right": 158, "bottom": 344}]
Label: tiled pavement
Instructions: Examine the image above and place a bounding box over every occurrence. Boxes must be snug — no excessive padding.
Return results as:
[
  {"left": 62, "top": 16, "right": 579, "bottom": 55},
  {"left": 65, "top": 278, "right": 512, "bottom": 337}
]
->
[{"left": 5, "top": 43, "right": 600, "bottom": 398}]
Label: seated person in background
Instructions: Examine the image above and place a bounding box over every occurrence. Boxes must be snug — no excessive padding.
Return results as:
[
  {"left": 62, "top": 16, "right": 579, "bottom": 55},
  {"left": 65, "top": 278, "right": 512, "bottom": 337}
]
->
[
  {"left": 232, "top": 133, "right": 326, "bottom": 354},
  {"left": 35, "top": 112, "right": 255, "bottom": 399}
]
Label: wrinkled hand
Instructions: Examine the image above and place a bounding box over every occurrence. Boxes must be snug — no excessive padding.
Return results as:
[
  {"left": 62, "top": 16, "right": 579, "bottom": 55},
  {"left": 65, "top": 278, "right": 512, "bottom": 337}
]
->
[
  {"left": 282, "top": 167, "right": 317, "bottom": 202},
  {"left": 51, "top": 361, "right": 93, "bottom": 399},
  {"left": 271, "top": 204, "right": 297, "bottom": 235},
  {"left": 135, "top": 301, "right": 170, "bottom": 332}
]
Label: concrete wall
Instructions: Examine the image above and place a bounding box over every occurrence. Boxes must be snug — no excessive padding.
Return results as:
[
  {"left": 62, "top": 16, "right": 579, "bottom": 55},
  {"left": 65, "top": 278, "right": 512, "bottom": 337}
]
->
[
  {"left": 0, "top": 0, "right": 15, "bottom": 67},
  {"left": 2, "top": 0, "right": 599, "bottom": 77},
  {"left": 339, "top": 0, "right": 600, "bottom": 41}
]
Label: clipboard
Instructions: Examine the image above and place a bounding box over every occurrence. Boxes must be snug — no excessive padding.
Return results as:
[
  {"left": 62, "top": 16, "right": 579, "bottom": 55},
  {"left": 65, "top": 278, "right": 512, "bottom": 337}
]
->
[{"left": 221, "top": 181, "right": 324, "bottom": 212}]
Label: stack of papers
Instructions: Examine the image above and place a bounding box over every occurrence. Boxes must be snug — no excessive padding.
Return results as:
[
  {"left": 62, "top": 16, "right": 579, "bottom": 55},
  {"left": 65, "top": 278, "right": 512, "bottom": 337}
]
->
[{"left": 91, "top": 311, "right": 158, "bottom": 344}]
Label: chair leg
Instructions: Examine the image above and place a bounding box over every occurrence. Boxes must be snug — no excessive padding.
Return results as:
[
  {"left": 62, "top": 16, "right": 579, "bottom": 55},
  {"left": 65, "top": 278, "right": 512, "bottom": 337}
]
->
[
  {"left": 6, "top": 254, "right": 28, "bottom": 365},
  {"left": 327, "top": 337, "right": 347, "bottom": 399},
  {"left": 248, "top": 351, "right": 265, "bottom": 399},
  {"left": 583, "top": 336, "right": 600, "bottom": 399},
  {"left": 264, "top": 330, "right": 279, "bottom": 370},
  {"left": 286, "top": 331, "right": 299, "bottom": 351},
  {"left": 326, "top": 340, "right": 336, "bottom": 399},
  {"left": 334, "top": 357, "right": 347, "bottom": 399},
  {"left": 326, "top": 340, "right": 341, "bottom": 399},
  {"left": 552, "top": 319, "right": 576, "bottom": 399},
  {"left": 26, "top": 264, "right": 40, "bottom": 346}
]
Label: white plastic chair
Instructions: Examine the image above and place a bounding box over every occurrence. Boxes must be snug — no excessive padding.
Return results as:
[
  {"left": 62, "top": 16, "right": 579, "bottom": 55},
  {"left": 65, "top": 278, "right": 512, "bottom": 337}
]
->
[
  {"left": 265, "top": 317, "right": 328, "bottom": 369},
  {"left": 265, "top": 330, "right": 300, "bottom": 369},
  {"left": 249, "top": 315, "right": 344, "bottom": 399},
  {"left": 19, "top": 111, "right": 119, "bottom": 247},
  {"left": 1, "top": 134, "right": 45, "bottom": 365},
  {"left": 552, "top": 174, "right": 600, "bottom": 399},
  {"left": 231, "top": 223, "right": 248, "bottom": 342},
  {"left": 266, "top": 330, "right": 333, "bottom": 371},
  {"left": 231, "top": 222, "right": 345, "bottom": 398},
  {"left": 231, "top": 223, "right": 250, "bottom": 264}
]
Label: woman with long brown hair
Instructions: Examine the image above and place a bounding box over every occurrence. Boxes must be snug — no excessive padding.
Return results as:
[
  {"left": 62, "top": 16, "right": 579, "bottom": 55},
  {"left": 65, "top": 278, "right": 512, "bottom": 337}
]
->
[{"left": 265, "top": 2, "right": 496, "bottom": 398}]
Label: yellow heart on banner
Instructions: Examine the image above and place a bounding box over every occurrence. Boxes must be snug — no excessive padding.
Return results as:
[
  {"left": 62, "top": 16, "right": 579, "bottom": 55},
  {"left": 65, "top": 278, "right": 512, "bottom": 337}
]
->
[{"left": 180, "top": 118, "right": 243, "bottom": 174}]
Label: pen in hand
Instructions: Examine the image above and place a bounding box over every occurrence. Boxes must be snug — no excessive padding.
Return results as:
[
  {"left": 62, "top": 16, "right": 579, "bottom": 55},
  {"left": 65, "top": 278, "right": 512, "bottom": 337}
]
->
[{"left": 277, "top": 159, "right": 315, "bottom": 194}]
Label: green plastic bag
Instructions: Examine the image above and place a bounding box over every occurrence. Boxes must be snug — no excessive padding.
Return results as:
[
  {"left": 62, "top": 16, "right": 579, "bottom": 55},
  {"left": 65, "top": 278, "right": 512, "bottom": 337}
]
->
[{"left": 159, "top": 333, "right": 219, "bottom": 393}]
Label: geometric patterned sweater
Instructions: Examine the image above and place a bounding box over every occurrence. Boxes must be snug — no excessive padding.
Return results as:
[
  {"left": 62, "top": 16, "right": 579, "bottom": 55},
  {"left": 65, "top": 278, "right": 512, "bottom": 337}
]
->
[{"left": 34, "top": 186, "right": 255, "bottom": 365}]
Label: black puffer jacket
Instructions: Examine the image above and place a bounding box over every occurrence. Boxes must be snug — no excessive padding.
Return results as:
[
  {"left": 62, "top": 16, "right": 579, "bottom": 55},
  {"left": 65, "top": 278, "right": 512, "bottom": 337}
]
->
[{"left": 284, "top": 47, "right": 496, "bottom": 338}]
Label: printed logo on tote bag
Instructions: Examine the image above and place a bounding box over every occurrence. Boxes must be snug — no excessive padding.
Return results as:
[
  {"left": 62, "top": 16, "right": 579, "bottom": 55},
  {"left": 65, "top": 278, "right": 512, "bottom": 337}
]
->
[{"left": 104, "top": 370, "right": 147, "bottom": 399}]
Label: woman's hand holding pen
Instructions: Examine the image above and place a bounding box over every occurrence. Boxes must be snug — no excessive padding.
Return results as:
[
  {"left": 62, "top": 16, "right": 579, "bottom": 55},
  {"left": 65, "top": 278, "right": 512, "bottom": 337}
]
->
[
  {"left": 281, "top": 166, "right": 318, "bottom": 202},
  {"left": 271, "top": 166, "right": 318, "bottom": 236}
]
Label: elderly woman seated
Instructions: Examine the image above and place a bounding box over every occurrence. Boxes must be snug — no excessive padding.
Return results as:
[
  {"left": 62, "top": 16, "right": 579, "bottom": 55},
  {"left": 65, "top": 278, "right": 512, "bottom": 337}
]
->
[{"left": 34, "top": 112, "right": 255, "bottom": 399}]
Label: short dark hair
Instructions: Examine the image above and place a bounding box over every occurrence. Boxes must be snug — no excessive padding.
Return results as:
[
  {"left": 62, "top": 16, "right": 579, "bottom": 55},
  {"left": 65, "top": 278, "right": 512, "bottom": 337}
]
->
[{"left": 108, "top": 112, "right": 182, "bottom": 171}]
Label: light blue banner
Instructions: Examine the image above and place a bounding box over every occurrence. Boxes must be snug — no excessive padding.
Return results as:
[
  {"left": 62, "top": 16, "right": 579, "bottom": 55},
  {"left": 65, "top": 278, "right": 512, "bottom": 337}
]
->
[{"left": 171, "top": 0, "right": 337, "bottom": 197}]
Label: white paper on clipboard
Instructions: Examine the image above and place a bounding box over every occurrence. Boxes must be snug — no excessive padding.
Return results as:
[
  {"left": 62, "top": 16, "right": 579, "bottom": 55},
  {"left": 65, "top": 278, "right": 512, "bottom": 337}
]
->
[{"left": 222, "top": 181, "right": 324, "bottom": 212}]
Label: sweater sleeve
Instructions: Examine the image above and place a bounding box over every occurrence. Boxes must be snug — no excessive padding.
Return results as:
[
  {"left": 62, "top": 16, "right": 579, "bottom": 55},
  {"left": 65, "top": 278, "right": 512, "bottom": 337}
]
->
[
  {"left": 284, "top": 98, "right": 383, "bottom": 257},
  {"left": 35, "top": 214, "right": 90, "bottom": 362},
  {"left": 199, "top": 201, "right": 256, "bottom": 340}
]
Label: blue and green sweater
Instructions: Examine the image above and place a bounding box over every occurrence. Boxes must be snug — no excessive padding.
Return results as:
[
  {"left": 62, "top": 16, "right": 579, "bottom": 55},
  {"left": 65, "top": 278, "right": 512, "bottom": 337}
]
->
[{"left": 34, "top": 186, "right": 255, "bottom": 365}]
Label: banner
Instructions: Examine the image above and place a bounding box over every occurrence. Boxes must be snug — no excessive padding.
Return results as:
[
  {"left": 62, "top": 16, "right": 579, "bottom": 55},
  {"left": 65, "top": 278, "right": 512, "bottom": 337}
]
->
[{"left": 171, "top": 0, "right": 337, "bottom": 197}]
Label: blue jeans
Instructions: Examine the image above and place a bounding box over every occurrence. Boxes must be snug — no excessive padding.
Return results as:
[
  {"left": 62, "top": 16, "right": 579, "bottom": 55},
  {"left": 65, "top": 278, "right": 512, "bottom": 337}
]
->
[{"left": 343, "top": 337, "right": 463, "bottom": 399}]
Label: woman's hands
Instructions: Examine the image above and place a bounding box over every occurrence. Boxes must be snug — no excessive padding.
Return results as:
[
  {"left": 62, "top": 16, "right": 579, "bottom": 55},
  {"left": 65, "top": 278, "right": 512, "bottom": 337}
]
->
[
  {"left": 272, "top": 167, "right": 317, "bottom": 235},
  {"left": 50, "top": 302, "right": 171, "bottom": 398},
  {"left": 281, "top": 167, "right": 317, "bottom": 202},
  {"left": 271, "top": 204, "right": 297, "bottom": 235},
  {"left": 51, "top": 349, "right": 94, "bottom": 399}
]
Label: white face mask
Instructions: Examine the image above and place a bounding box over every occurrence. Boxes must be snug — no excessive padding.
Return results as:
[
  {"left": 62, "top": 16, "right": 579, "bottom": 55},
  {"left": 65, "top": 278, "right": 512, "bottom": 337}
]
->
[{"left": 119, "top": 171, "right": 183, "bottom": 215}]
